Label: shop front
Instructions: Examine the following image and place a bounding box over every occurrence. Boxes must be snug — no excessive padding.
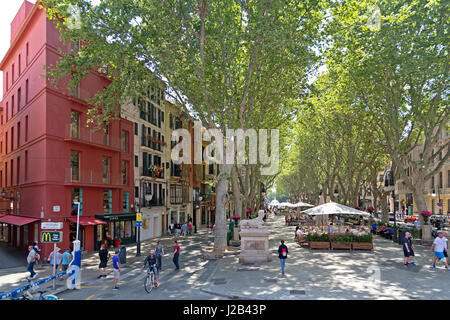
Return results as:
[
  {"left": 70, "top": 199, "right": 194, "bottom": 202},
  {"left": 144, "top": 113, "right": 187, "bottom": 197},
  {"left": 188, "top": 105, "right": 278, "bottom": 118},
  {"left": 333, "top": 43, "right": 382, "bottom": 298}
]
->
[
  {"left": 0, "top": 214, "right": 40, "bottom": 250},
  {"left": 94, "top": 213, "right": 136, "bottom": 250},
  {"left": 67, "top": 216, "right": 108, "bottom": 252}
]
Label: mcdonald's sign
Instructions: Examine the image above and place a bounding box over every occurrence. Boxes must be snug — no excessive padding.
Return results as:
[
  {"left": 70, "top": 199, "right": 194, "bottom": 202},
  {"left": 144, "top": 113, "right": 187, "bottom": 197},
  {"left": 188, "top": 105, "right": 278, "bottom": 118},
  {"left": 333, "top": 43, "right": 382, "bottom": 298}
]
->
[{"left": 41, "top": 231, "right": 62, "bottom": 243}]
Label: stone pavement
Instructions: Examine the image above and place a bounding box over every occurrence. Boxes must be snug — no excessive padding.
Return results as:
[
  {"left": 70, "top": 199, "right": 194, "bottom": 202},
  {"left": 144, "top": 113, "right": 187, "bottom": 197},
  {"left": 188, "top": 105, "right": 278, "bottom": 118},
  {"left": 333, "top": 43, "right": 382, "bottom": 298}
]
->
[
  {"left": 1, "top": 216, "right": 449, "bottom": 300},
  {"left": 198, "top": 215, "right": 450, "bottom": 300}
]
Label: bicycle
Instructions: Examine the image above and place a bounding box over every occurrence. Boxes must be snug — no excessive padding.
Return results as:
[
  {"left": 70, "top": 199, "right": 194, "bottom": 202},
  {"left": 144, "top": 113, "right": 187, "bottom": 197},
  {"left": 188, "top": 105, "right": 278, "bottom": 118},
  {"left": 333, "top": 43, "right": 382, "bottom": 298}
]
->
[
  {"left": 16, "top": 288, "right": 58, "bottom": 300},
  {"left": 144, "top": 267, "right": 157, "bottom": 293}
]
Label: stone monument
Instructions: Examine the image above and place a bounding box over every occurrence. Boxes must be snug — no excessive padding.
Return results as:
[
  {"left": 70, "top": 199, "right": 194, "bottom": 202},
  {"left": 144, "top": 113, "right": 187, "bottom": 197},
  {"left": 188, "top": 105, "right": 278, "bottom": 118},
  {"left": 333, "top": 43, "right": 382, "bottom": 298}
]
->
[{"left": 239, "top": 210, "right": 271, "bottom": 264}]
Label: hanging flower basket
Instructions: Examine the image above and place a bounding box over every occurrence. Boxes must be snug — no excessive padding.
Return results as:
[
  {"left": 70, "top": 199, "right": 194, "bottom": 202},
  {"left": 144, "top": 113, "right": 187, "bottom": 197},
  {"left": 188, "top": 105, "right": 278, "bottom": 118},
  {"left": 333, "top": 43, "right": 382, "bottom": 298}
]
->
[{"left": 367, "top": 206, "right": 375, "bottom": 213}]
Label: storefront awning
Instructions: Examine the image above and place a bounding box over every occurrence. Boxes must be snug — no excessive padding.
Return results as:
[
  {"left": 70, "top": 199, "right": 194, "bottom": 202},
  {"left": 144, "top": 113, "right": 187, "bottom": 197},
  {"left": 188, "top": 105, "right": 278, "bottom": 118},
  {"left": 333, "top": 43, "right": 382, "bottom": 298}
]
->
[
  {"left": 0, "top": 215, "right": 40, "bottom": 226},
  {"left": 67, "top": 216, "right": 107, "bottom": 226}
]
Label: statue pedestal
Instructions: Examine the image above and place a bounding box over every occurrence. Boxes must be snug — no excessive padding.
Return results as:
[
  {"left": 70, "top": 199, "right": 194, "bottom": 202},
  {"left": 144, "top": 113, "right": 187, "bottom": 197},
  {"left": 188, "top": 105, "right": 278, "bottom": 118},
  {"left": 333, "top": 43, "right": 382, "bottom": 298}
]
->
[
  {"left": 239, "top": 227, "right": 271, "bottom": 264},
  {"left": 233, "top": 228, "right": 240, "bottom": 241},
  {"left": 421, "top": 225, "right": 433, "bottom": 244}
]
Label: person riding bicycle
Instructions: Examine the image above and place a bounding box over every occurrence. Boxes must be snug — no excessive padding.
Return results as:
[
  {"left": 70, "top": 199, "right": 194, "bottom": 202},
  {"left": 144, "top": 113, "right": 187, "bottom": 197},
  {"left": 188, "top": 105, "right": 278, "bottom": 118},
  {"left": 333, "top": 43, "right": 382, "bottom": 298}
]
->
[{"left": 143, "top": 250, "right": 159, "bottom": 287}]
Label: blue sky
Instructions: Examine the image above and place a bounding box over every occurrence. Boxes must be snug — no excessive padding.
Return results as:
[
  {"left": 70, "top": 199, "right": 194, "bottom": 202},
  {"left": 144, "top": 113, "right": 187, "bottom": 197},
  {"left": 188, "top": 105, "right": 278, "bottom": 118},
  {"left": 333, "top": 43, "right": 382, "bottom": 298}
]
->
[{"left": 0, "top": 0, "right": 36, "bottom": 100}]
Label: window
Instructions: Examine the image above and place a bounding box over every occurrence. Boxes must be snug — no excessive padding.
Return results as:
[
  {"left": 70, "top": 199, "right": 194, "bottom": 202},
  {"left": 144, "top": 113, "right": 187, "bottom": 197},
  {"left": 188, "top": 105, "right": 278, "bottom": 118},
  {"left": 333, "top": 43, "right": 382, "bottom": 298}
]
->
[
  {"left": 6, "top": 72, "right": 8, "bottom": 91},
  {"left": 121, "top": 160, "right": 128, "bottom": 185},
  {"left": 26, "top": 43, "right": 29, "bottom": 65},
  {"left": 17, "top": 88, "right": 21, "bottom": 111},
  {"left": 71, "top": 111, "right": 80, "bottom": 138},
  {"left": 134, "top": 122, "right": 138, "bottom": 135},
  {"left": 10, "top": 159, "right": 13, "bottom": 186},
  {"left": 135, "top": 186, "right": 139, "bottom": 198},
  {"left": 25, "top": 79, "right": 28, "bottom": 104},
  {"left": 170, "top": 184, "right": 183, "bottom": 204},
  {"left": 123, "top": 191, "right": 130, "bottom": 213},
  {"left": 11, "top": 95, "right": 14, "bottom": 117},
  {"left": 12, "top": 64, "right": 14, "bottom": 83},
  {"left": 103, "top": 190, "right": 112, "bottom": 214},
  {"left": 121, "top": 131, "right": 129, "bottom": 152},
  {"left": 18, "top": 55, "right": 21, "bottom": 75},
  {"left": 134, "top": 155, "right": 138, "bottom": 167},
  {"left": 439, "top": 171, "right": 443, "bottom": 188},
  {"left": 25, "top": 151, "right": 28, "bottom": 181},
  {"left": 16, "top": 157, "right": 20, "bottom": 185},
  {"left": 103, "top": 123, "right": 110, "bottom": 146},
  {"left": 5, "top": 162, "right": 7, "bottom": 187},
  {"left": 0, "top": 170, "right": 2, "bottom": 187},
  {"left": 17, "top": 122, "right": 20, "bottom": 148},
  {"left": 5, "top": 103, "right": 8, "bottom": 122},
  {"left": 5, "top": 132, "right": 8, "bottom": 154},
  {"left": 71, "top": 151, "right": 80, "bottom": 181},
  {"left": 11, "top": 127, "right": 14, "bottom": 152},
  {"left": 71, "top": 188, "right": 83, "bottom": 216},
  {"left": 71, "top": 83, "right": 80, "bottom": 98},
  {"left": 25, "top": 116, "right": 28, "bottom": 142},
  {"left": 102, "top": 157, "right": 110, "bottom": 184}
]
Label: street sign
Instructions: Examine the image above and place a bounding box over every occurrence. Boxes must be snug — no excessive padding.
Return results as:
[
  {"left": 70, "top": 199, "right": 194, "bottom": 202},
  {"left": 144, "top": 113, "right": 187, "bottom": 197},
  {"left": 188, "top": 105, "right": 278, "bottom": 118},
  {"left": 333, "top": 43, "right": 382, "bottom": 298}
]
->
[
  {"left": 136, "top": 212, "right": 142, "bottom": 222},
  {"left": 41, "top": 222, "right": 63, "bottom": 230},
  {"left": 135, "top": 221, "right": 143, "bottom": 227},
  {"left": 437, "top": 202, "right": 442, "bottom": 207},
  {"left": 41, "top": 231, "right": 63, "bottom": 243}
]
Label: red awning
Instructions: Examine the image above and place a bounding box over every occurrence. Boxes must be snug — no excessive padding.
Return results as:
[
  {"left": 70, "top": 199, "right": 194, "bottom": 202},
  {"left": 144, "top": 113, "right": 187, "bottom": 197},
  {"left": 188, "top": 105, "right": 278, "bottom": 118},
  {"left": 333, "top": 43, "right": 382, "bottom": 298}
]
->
[
  {"left": 67, "top": 216, "right": 107, "bottom": 226},
  {"left": 0, "top": 215, "right": 40, "bottom": 226}
]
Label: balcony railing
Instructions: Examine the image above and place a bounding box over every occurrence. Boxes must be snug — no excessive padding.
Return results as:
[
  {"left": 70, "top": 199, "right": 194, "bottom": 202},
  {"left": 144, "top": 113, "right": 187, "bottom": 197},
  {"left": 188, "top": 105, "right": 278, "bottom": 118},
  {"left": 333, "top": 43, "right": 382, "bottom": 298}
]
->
[
  {"left": 65, "top": 124, "right": 121, "bottom": 149},
  {"left": 65, "top": 168, "right": 122, "bottom": 186}
]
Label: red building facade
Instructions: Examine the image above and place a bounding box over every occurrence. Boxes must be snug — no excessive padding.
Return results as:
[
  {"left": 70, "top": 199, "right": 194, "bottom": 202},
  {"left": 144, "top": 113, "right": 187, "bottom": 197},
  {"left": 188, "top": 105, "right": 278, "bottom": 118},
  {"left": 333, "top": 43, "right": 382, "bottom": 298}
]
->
[{"left": 0, "top": 1, "right": 135, "bottom": 259}]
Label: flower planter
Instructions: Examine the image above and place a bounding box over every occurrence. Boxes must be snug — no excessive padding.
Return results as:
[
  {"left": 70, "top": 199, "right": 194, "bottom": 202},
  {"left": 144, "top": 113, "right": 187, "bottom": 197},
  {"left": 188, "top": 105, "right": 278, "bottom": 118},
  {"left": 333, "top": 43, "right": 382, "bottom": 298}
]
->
[
  {"left": 351, "top": 242, "right": 373, "bottom": 250},
  {"left": 309, "top": 241, "right": 330, "bottom": 250},
  {"left": 331, "top": 242, "right": 352, "bottom": 250}
]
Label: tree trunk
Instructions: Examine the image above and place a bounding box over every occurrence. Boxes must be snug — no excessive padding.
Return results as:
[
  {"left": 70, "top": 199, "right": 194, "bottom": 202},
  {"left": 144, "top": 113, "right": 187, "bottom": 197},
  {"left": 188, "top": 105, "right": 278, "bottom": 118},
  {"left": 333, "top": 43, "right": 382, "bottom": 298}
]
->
[
  {"left": 380, "top": 193, "right": 389, "bottom": 223},
  {"left": 214, "top": 163, "right": 232, "bottom": 257},
  {"left": 231, "top": 166, "right": 242, "bottom": 218}
]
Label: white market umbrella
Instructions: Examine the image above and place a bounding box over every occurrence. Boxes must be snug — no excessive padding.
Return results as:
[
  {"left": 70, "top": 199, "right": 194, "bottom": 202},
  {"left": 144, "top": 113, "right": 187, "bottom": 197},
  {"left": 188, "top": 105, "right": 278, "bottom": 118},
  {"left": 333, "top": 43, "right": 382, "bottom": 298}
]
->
[
  {"left": 293, "top": 202, "right": 314, "bottom": 208},
  {"left": 302, "top": 202, "right": 370, "bottom": 217},
  {"left": 279, "top": 202, "right": 295, "bottom": 208}
]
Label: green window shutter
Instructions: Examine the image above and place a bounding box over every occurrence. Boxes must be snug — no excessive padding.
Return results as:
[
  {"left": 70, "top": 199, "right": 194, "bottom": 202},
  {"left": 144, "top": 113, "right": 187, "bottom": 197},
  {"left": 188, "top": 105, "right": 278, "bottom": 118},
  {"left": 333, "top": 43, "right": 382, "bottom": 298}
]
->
[
  {"left": 108, "top": 190, "right": 112, "bottom": 214},
  {"left": 79, "top": 188, "right": 83, "bottom": 216}
]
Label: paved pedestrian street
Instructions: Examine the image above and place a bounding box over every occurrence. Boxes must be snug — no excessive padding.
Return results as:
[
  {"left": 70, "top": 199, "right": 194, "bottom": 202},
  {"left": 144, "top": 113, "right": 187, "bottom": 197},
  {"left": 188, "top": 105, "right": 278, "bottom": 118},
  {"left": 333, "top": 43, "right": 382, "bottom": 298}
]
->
[{"left": 1, "top": 215, "right": 448, "bottom": 300}]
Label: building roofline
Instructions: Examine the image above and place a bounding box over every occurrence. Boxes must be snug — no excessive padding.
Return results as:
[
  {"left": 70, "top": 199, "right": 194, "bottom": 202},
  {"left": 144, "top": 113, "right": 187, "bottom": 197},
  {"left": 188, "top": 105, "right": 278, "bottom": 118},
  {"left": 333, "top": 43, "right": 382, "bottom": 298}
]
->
[{"left": 0, "top": 1, "right": 41, "bottom": 70}]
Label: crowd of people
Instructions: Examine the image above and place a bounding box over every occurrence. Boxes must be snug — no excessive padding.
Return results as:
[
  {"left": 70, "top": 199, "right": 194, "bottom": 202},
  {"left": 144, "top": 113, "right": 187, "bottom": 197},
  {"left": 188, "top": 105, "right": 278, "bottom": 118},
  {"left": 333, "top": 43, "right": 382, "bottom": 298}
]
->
[{"left": 168, "top": 221, "right": 193, "bottom": 237}]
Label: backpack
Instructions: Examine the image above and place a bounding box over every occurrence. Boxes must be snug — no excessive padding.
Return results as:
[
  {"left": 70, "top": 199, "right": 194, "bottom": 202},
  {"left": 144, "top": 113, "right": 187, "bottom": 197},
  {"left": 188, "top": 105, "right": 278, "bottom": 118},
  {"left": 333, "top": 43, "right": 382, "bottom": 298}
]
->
[{"left": 281, "top": 247, "right": 287, "bottom": 257}]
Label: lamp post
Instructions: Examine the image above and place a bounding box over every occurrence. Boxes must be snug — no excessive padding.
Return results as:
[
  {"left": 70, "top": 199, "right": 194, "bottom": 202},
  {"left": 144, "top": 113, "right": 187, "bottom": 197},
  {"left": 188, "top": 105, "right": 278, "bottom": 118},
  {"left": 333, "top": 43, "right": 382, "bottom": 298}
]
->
[{"left": 384, "top": 165, "right": 397, "bottom": 242}]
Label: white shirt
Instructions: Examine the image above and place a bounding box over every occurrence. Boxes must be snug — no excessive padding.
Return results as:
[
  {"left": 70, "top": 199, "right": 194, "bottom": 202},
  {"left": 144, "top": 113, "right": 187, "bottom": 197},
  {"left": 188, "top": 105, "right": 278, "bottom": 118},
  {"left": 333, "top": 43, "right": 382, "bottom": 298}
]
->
[{"left": 433, "top": 237, "right": 448, "bottom": 253}]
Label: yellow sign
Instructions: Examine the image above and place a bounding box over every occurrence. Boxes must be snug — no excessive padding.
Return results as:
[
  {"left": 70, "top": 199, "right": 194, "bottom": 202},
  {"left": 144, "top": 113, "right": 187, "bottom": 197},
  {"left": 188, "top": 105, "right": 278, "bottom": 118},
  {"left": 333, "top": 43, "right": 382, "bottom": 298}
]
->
[{"left": 136, "top": 213, "right": 142, "bottom": 222}]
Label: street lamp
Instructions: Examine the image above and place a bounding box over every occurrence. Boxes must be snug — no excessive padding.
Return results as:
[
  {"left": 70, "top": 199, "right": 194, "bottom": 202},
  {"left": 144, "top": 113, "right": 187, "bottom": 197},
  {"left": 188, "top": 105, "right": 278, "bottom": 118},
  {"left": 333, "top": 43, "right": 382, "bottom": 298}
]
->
[{"left": 384, "top": 165, "right": 397, "bottom": 242}]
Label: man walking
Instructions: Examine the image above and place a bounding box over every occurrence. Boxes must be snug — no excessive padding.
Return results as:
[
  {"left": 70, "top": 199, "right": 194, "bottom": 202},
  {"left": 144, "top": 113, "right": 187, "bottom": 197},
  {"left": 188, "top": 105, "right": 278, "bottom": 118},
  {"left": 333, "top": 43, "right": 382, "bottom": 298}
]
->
[
  {"left": 430, "top": 231, "right": 449, "bottom": 271},
  {"left": 172, "top": 240, "right": 180, "bottom": 270},
  {"left": 61, "top": 248, "right": 72, "bottom": 280},
  {"left": 155, "top": 241, "right": 165, "bottom": 271},
  {"left": 278, "top": 240, "right": 288, "bottom": 276},
  {"left": 188, "top": 222, "right": 193, "bottom": 236},
  {"left": 26, "top": 245, "right": 38, "bottom": 280},
  {"left": 47, "top": 247, "right": 62, "bottom": 271},
  {"left": 112, "top": 249, "right": 121, "bottom": 290},
  {"left": 98, "top": 243, "right": 109, "bottom": 278},
  {"left": 402, "top": 232, "right": 415, "bottom": 267}
]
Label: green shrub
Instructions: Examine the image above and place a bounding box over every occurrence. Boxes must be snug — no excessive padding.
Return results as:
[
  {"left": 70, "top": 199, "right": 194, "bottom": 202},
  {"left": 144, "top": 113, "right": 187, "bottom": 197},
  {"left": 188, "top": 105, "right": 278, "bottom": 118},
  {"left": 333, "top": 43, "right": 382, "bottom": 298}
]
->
[
  {"left": 306, "top": 233, "right": 330, "bottom": 242},
  {"left": 331, "top": 235, "right": 353, "bottom": 243},
  {"left": 351, "top": 234, "right": 373, "bottom": 243}
]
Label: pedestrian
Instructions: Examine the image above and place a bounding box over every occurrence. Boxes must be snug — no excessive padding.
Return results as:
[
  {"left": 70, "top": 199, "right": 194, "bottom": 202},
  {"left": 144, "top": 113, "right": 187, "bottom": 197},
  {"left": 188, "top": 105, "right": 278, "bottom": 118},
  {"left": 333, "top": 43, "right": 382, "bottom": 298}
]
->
[
  {"left": 112, "top": 249, "right": 121, "bottom": 290},
  {"left": 278, "top": 240, "right": 288, "bottom": 276},
  {"left": 188, "top": 222, "right": 193, "bottom": 236},
  {"left": 429, "top": 231, "right": 449, "bottom": 271},
  {"left": 26, "top": 245, "right": 38, "bottom": 280},
  {"left": 176, "top": 223, "right": 181, "bottom": 237},
  {"left": 169, "top": 223, "right": 174, "bottom": 235},
  {"left": 182, "top": 222, "right": 188, "bottom": 237},
  {"left": 32, "top": 241, "right": 41, "bottom": 268},
  {"left": 155, "top": 241, "right": 165, "bottom": 271},
  {"left": 98, "top": 243, "right": 109, "bottom": 278},
  {"left": 172, "top": 240, "right": 180, "bottom": 270},
  {"left": 402, "top": 232, "right": 415, "bottom": 267},
  {"left": 61, "top": 248, "right": 72, "bottom": 280},
  {"left": 47, "top": 247, "right": 62, "bottom": 271}
]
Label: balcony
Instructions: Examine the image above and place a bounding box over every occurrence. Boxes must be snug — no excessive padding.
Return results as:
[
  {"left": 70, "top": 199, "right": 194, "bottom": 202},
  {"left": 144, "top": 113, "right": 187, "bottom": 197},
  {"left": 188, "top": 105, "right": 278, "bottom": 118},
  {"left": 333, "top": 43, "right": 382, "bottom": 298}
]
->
[
  {"left": 141, "top": 166, "right": 164, "bottom": 179},
  {"left": 65, "top": 124, "right": 121, "bottom": 151},
  {"left": 65, "top": 168, "right": 123, "bottom": 187}
]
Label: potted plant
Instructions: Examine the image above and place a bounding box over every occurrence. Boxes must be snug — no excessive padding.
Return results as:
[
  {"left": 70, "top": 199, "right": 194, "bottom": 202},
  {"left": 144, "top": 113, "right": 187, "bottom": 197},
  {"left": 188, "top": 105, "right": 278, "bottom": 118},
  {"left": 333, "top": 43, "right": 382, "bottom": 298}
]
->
[
  {"left": 306, "top": 233, "right": 330, "bottom": 250},
  {"left": 231, "top": 214, "right": 241, "bottom": 226},
  {"left": 351, "top": 234, "right": 373, "bottom": 250},
  {"left": 420, "top": 211, "right": 432, "bottom": 225},
  {"left": 330, "top": 235, "right": 352, "bottom": 250},
  {"left": 367, "top": 206, "right": 375, "bottom": 214}
]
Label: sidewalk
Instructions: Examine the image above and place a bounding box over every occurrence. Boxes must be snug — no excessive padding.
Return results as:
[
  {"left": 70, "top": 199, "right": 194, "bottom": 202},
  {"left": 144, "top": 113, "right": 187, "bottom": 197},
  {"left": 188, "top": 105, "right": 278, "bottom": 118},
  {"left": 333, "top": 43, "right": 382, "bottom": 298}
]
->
[
  {"left": 196, "top": 216, "right": 450, "bottom": 300},
  {"left": 0, "top": 229, "right": 212, "bottom": 298}
]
